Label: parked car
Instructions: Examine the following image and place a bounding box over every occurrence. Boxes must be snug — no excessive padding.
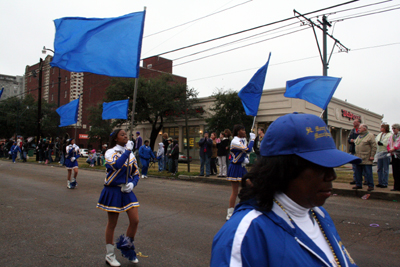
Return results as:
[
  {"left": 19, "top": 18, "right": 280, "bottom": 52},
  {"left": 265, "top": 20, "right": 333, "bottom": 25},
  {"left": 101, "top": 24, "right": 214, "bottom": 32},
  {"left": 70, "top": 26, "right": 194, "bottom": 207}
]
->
[
  {"left": 178, "top": 152, "right": 192, "bottom": 163},
  {"left": 79, "top": 148, "right": 89, "bottom": 157}
]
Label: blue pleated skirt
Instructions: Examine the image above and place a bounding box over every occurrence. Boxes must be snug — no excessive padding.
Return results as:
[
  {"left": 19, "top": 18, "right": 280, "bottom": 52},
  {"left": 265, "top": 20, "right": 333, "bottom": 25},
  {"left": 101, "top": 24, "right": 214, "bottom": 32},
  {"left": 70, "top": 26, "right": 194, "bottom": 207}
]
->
[
  {"left": 96, "top": 186, "right": 139, "bottom": 213},
  {"left": 65, "top": 158, "right": 78, "bottom": 169},
  {"left": 227, "top": 163, "right": 247, "bottom": 182}
]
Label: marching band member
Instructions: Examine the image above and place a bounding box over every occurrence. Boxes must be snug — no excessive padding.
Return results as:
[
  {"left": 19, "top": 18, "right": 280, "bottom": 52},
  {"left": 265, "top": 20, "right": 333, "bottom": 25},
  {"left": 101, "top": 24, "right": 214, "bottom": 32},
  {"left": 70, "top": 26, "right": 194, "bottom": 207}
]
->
[
  {"left": 96, "top": 129, "right": 140, "bottom": 266},
  {"left": 64, "top": 138, "right": 80, "bottom": 189},
  {"left": 226, "top": 125, "right": 255, "bottom": 220}
]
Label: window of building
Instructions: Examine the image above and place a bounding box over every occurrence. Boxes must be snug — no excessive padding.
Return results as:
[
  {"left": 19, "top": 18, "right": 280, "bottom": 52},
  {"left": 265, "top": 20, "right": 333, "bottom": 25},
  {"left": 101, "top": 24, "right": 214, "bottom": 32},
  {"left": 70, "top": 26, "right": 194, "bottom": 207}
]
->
[
  {"left": 51, "top": 93, "right": 54, "bottom": 101},
  {"left": 52, "top": 81, "right": 54, "bottom": 88},
  {"left": 52, "top": 68, "right": 55, "bottom": 75},
  {"left": 64, "top": 90, "right": 67, "bottom": 98},
  {"left": 65, "top": 76, "right": 68, "bottom": 84},
  {"left": 163, "top": 127, "right": 179, "bottom": 141}
]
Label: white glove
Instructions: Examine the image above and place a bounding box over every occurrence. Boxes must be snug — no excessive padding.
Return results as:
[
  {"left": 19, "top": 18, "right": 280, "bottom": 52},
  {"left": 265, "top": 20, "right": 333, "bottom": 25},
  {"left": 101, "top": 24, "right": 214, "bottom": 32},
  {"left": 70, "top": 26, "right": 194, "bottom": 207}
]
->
[
  {"left": 121, "top": 182, "right": 134, "bottom": 193},
  {"left": 244, "top": 157, "right": 250, "bottom": 164},
  {"left": 71, "top": 157, "right": 76, "bottom": 162},
  {"left": 75, "top": 146, "right": 80, "bottom": 152},
  {"left": 126, "top": 140, "right": 134, "bottom": 151},
  {"left": 250, "top": 133, "right": 256, "bottom": 141},
  {"left": 72, "top": 144, "right": 77, "bottom": 148}
]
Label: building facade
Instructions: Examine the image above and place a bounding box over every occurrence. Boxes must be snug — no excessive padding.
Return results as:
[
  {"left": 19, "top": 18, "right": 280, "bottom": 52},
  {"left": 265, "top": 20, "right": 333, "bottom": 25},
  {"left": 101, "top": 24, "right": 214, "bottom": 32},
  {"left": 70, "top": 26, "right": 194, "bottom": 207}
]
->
[
  {"left": 0, "top": 74, "right": 25, "bottom": 101},
  {"left": 133, "top": 88, "right": 383, "bottom": 160}
]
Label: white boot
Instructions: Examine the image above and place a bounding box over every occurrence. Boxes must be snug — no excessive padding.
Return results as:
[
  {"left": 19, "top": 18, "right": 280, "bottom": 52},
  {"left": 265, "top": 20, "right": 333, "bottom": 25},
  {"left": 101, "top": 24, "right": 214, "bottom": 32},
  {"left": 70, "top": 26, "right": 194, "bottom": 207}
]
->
[
  {"left": 67, "top": 180, "right": 71, "bottom": 189},
  {"left": 226, "top": 207, "right": 234, "bottom": 221},
  {"left": 105, "top": 244, "right": 121, "bottom": 267}
]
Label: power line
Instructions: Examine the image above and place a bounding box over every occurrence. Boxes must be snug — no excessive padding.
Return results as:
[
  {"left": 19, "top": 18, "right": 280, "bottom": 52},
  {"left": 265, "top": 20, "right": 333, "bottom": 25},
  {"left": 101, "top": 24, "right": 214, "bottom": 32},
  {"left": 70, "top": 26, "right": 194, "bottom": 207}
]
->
[
  {"left": 144, "top": 0, "right": 253, "bottom": 38},
  {"left": 153, "top": 0, "right": 360, "bottom": 57},
  {"left": 187, "top": 42, "right": 400, "bottom": 83},
  {"left": 330, "top": 5, "right": 400, "bottom": 22},
  {"left": 173, "top": 27, "right": 309, "bottom": 67}
]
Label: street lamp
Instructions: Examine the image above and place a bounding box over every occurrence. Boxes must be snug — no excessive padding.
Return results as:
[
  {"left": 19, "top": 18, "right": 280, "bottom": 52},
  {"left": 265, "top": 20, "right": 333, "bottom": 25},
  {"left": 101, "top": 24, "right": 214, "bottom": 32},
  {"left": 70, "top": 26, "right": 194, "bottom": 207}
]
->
[{"left": 42, "top": 46, "right": 61, "bottom": 110}]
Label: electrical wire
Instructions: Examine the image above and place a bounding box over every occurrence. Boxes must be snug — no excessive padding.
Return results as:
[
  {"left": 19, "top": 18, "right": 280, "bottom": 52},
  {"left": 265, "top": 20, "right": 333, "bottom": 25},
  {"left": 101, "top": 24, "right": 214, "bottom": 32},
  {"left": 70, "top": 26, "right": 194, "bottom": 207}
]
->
[
  {"left": 330, "top": 5, "right": 400, "bottom": 22},
  {"left": 152, "top": 0, "right": 360, "bottom": 57},
  {"left": 144, "top": 0, "right": 253, "bottom": 38},
  {"left": 187, "top": 42, "right": 400, "bottom": 83}
]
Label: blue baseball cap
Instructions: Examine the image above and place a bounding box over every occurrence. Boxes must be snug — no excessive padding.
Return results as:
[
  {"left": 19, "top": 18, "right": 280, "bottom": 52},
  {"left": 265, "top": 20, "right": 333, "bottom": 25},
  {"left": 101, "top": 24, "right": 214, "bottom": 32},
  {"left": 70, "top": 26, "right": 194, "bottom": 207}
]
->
[{"left": 260, "top": 113, "right": 361, "bottom": 167}]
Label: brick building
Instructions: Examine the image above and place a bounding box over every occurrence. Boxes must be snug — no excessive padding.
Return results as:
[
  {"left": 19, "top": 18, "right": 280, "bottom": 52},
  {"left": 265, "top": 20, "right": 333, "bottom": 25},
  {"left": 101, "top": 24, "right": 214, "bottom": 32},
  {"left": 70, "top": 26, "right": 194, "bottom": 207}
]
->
[{"left": 24, "top": 56, "right": 186, "bottom": 148}]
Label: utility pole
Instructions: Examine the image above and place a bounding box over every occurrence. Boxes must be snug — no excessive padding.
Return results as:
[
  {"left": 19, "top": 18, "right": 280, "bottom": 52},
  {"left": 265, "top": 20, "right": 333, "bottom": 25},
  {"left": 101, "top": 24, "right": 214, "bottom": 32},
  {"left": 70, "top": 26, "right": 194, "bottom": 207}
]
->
[
  {"left": 36, "top": 58, "right": 43, "bottom": 161},
  {"left": 294, "top": 10, "right": 349, "bottom": 125}
]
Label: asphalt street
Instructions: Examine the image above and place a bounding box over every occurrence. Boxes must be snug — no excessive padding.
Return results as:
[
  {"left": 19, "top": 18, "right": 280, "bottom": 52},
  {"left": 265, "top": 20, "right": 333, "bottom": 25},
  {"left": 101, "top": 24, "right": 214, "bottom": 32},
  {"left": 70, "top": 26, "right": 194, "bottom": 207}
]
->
[{"left": 1, "top": 160, "right": 399, "bottom": 267}]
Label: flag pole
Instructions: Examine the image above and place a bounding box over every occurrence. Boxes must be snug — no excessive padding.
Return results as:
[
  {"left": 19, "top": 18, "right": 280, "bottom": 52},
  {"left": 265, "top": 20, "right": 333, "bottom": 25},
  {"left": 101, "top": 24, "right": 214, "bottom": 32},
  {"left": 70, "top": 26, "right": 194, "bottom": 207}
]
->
[
  {"left": 251, "top": 116, "right": 257, "bottom": 133},
  {"left": 319, "top": 109, "right": 324, "bottom": 118}
]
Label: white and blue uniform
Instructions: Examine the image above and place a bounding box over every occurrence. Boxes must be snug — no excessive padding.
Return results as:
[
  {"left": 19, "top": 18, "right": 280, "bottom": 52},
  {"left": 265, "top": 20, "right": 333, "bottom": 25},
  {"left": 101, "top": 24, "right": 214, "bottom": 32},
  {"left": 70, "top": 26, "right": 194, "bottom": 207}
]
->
[
  {"left": 226, "top": 137, "right": 254, "bottom": 181},
  {"left": 211, "top": 197, "right": 358, "bottom": 267},
  {"left": 64, "top": 144, "right": 80, "bottom": 169},
  {"left": 96, "top": 145, "right": 140, "bottom": 213}
]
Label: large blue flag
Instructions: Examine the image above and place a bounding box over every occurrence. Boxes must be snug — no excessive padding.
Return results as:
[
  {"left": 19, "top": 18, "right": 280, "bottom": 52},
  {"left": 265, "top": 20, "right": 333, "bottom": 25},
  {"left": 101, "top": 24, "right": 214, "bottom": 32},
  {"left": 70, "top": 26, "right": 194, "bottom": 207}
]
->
[
  {"left": 238, "top": 53, "right": 271, "bottom": 116},
  {"left": 0, "top": 87, "right": 3, "bottom": 100},
  {"left": 285, "top": 76, "right": 342, "bottom": 110},
  {"left": 50, "top": 11, "right": 146, "bottom": 78},
  {"left": 102, "top": 99, "right": 129, "bottom": 120},
  {"left": 56, "top": 96, "right": 80, "bottom": 127}
]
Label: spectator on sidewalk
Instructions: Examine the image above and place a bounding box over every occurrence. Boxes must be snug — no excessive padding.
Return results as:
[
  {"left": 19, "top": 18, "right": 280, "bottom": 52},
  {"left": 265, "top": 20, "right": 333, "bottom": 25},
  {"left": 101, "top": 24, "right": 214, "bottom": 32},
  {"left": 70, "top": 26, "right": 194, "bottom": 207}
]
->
[
  {"left": 217, "top": 132, "right": 230, "bottom": 177},
  {"left": 375, "top": 124, "right": 392, "bottom": 188},
  {"left": 352, "top": 124, "right": 377, "bottom": 191},
  {"left": 139, "top": 140, "right": 155, "bottom": 179},
  {"left": 157, "top": 142, "right": 164, "bottom": 172},
  {"left": 253, "top": 127, "right": 265, "bottom": 161},
  {"left": 10, "top": 142, "right": 21, "bottom": 163},
  {"left": 210, "top": 132, "right": 218, "bottom": 176},
  {"left": 199, "top": 132, "right": 213, "bottom": 177},
  {"left": 348, "top": 118, "right": 361, "bottom": 185},
  {"left": 97, "top": 144, "right": 107, "bottom": 166},
  {"left": 169, "top": 139, "right": 179, "bottom": 175},
  {"left": 162, "top": 133, "right": 169, "bottom": 171},
  {"left": 388, "top": 123, "right": 400, "bottom": 191}
]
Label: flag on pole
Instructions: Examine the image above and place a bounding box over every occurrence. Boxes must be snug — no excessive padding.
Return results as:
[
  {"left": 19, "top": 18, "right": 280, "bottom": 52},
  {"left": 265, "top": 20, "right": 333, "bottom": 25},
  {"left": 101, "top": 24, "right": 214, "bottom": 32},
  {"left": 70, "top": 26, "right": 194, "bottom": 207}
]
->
[
  {"left": 0, "top": 87, "right": 3, "bottom": 100},
  {"left": 284, "top": 76, "right": 342, "bottom": 110},
  {"left": 50, "top": 11, "right": 146, "bottom": 78},
  {"left": 102, "top": 99, "right": 129, "bottom": 120},
  {"left": 56, "top": 96, "right": 80, "bottom": 127},
  {"left": 238, "top": 53, "right": 271, "bottom": 116}
]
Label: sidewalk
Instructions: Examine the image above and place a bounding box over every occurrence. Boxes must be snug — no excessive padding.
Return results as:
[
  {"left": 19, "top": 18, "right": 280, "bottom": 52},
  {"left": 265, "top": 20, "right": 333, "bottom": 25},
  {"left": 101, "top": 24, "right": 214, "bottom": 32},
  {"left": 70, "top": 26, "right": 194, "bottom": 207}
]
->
[{"left": 4, "top": 158, "right": 399, "bottom": 202}]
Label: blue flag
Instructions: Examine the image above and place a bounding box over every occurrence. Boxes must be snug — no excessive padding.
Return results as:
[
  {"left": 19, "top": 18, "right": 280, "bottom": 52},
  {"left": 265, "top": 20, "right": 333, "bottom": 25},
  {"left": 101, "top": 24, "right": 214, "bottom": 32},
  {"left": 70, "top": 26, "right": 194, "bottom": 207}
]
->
[
  {"left": 238, "top": 53, "right": 271, "bottom": 116},
  {"left": 56, "top": 96, "right": 80, "bottom": 127},
  {"left": 102, "top": 99, "right": 129, "bottom": 120},
  {"left": 50, "top": 11, "right": 146, "bottom": 78},
  {"left": 0, "top": 88, "right": 3, "bottom": 99},
  {"left": 285, "top": 76, "right": 342, "bottom": 110}
]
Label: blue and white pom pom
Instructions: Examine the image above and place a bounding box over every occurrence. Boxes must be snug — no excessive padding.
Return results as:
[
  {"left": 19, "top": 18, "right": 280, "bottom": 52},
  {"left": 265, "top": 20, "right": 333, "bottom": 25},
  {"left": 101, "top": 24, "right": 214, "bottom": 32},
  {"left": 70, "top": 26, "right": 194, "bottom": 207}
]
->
[{"left": 116, "top": 234, "right": 137, "bottom": 261}]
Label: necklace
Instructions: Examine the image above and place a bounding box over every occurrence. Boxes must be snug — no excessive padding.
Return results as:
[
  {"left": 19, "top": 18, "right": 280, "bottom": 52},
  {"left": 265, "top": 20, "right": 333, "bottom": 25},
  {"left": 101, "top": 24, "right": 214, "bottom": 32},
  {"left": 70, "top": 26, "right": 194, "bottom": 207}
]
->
[
  {"left": 273, "top": 199, "right": 341, "bottom": 267},
  {"left": 354, "top": 132, "right": 368, "bottom": 145}
]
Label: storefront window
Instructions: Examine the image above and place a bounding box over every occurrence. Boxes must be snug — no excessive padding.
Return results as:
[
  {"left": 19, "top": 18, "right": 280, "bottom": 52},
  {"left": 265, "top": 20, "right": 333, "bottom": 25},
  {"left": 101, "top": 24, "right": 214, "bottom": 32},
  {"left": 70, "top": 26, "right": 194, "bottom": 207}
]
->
[
  {"left": 164, "top": 127, "right": 179, "bottom": 141},
  {"left": 182, "top": 126, "right": 200, "bottom": 160}
]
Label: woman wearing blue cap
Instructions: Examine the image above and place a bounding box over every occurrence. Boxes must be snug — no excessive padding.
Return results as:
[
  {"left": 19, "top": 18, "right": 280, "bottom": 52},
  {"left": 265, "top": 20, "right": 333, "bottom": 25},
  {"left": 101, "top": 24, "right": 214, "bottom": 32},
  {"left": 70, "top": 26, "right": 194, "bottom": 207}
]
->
[{"left": 211, "top": 113, "right": 361, "bottom": 267}]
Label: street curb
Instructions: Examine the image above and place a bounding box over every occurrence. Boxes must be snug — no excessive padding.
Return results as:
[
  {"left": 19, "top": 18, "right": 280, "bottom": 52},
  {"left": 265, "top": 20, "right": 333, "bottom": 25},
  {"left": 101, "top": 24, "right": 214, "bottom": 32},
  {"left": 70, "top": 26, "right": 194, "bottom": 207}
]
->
[
  {"left": 332, "top": 188, "right": 400, "bottom": 202},
  {"left": 4, "top": 159, "right": 399, "bottom": 201}
]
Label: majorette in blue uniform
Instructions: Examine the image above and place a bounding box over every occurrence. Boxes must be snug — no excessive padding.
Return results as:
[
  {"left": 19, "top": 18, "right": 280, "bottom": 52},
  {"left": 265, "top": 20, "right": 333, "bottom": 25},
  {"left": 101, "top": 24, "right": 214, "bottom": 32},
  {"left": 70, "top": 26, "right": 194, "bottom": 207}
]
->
[
  {"left": 226, "top": 137, "right": 254, "bottom": 181},
  {"left": 96, "top": 144, "right": 140, "bottom": 213},
  {"left": 64, "top": 144, "right": 80, "bottom": 188}
]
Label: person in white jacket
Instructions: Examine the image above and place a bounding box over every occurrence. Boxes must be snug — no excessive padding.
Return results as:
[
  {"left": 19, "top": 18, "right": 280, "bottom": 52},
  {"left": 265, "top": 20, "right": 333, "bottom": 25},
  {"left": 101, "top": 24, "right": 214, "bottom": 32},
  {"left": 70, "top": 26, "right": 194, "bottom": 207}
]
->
[
  {"left": 157, "top": 142, "right": 164, "bottom": 172},
  {"left": 375, "top": 124, "right": 392, "bottom": 188}
]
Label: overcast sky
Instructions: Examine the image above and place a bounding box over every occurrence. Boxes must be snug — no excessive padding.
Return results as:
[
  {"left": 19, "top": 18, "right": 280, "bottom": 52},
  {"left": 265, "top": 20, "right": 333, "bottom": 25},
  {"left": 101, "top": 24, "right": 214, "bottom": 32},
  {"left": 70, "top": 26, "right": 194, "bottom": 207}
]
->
[{"left": 1, "top": 0, "right": 399, "bottom": 126}]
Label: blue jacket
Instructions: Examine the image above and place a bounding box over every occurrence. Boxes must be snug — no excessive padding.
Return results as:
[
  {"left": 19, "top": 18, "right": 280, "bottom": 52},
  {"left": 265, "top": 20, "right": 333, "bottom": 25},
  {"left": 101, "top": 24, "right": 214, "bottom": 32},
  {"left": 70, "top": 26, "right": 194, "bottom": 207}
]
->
[
  {"left": 198, "top": 137, "right": 213, "bottom": 157},
  {"left": 105, "top": 145, "right": 140, "bottom": 186},
  {"left": 139, "top": 145, "right": 155, "bottom": 160},
  {"left": 10, "top": 145, "right": 21, "bottom": 155},
  {"left": 229, "top": 137, "right": 254, "bottom": 165},
  {"left": 211, "top": 199, "right": 358, "bottom": 267}
]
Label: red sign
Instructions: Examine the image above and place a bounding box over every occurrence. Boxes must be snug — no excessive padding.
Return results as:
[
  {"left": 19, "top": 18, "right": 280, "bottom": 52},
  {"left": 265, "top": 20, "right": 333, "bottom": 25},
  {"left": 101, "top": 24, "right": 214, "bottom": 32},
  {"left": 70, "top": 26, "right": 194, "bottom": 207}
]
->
[
  {"left": 79, "top": 134, "right": 89, "bottom": 139},
  {"left": 341, "top": 109, "right": 361, "bottom": 121}
]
